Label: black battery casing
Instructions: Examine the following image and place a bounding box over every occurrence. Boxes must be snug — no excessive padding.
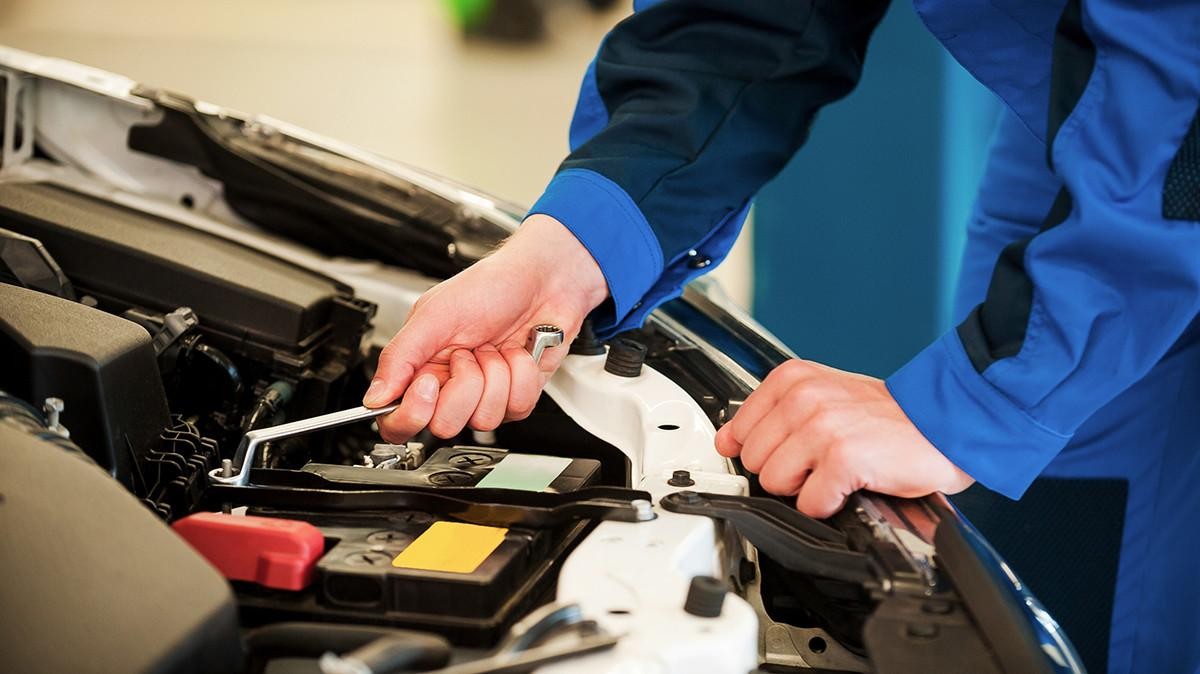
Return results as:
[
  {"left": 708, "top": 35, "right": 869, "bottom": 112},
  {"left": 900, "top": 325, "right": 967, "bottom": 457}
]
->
[{"left": 236, "top": 448, "right": 600, "bottom": 646}]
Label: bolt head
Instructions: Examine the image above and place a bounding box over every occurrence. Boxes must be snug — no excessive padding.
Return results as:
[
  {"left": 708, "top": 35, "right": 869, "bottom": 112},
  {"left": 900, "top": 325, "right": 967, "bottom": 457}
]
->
[
  {"left": 668, "top": 469, "right": 695, "bottom": 487},
  {"left": 630, "top": 499, "right": 654, "bottom": 521}
]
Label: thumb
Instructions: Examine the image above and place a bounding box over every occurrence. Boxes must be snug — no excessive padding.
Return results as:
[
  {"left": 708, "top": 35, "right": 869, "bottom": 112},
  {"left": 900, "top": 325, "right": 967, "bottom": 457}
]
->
[{"left": 364, "top": 315, "right": 452, "bottom": 407}]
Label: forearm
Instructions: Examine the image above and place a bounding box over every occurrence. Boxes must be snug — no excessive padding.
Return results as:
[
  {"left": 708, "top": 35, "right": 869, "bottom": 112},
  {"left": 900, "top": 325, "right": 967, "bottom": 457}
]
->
[
  {"left": 502, "top": 214, "right": 608, "bottom": 314},
  {"left": 533, "top": 0, "right": 890, "bottom": 336}
]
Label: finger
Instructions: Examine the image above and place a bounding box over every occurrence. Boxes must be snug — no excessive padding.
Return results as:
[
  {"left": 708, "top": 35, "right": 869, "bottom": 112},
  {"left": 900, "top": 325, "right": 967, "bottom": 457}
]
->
[
  {"left": 501, "top": 346, "right": 541, "bottom": 421},
  {"left": 714, "top": 408, "right": 743, "bottom": 457},
  {"left": 714, "top": 425, "right": 738, "bottom": 458},
  {"left": 795, "top": 463, "right": 852, "bottom": 519},
  {"left": 716, "top": 380, "right": 792, "bottom": 458},
  {"left": 429, "top": 350, "right": 486, "bottom": 439},
  {"left": 365, "top": 311, "right": 455, "bottom": 407},
  {"left": 716, "top": 397, "right": 775, "bottom": 456},
  {"left": 756, "top": 435, "right": 816, "bottom": 496},
  {"left": 378, "top": 371, "right": 442, "bottom": 443},
  {"left": 718, "top": 366, "right": 802, "bottom": 450},
  {"left": 738, "top": 412, "right": 795, "bottom": 474},
  {"left": 470, "top": 346, "right": 510, "bottom": 431}
]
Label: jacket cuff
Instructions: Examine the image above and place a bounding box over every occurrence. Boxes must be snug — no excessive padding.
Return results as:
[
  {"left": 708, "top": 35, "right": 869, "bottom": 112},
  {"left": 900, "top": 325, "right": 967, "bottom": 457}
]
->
[
  {"left": 527, "top": 168, "right": 664, "bottom": 334},
  {"left": 885, "top": 331, "right": 1072, "bottom": 499}
]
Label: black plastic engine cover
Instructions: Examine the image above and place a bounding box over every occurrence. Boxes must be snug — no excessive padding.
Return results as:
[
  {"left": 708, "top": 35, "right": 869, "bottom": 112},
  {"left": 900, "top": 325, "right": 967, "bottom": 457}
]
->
[
  {"left": 0, "top": 282, "right": 169, "bottom": 486},
  {"left": 0, "top": 418, "right": 241, "bottom": 674},
  {"left": 0, "top": 182, "right": 355, "bottom": 357}
]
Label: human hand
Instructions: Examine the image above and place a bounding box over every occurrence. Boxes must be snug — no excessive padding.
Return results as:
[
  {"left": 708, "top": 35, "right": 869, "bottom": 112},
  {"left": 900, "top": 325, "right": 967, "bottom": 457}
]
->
[
  {"left": 714, "top": 359, "right": 974, "bottom": 518},
  {"left": 363, "top": 214, "right": 608, "bottom": 443}
]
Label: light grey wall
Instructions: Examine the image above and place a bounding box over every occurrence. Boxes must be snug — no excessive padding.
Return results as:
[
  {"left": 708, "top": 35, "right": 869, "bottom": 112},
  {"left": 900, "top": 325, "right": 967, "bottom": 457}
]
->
[{"left": 0, "top": 0, "right": 755, "bottom": 307}]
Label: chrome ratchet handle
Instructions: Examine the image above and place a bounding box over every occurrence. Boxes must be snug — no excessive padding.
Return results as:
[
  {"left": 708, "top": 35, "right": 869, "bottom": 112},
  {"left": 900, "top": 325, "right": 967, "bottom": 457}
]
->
[{"left": 208, "top": 402, "right": 400, "bottom": 486}]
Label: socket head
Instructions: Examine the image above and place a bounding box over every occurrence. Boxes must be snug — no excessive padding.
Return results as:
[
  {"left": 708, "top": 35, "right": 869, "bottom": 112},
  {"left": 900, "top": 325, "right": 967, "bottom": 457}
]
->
[
  {"left": 528, "top": 324, "right": 565, "bottom": 364},
  {"left": 533, "top": 324, "right": 564, "bottom": 346}
]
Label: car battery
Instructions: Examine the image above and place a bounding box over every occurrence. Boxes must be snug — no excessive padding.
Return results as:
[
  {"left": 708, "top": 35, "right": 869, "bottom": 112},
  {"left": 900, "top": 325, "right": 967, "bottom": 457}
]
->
[{"left": 236, "top": 448, "right": 600, "bottom": 646}]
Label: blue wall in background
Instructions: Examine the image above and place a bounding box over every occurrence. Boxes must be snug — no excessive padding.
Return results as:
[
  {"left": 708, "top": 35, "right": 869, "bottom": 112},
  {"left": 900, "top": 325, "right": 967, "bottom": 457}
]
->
[{"left": 752, "top": 3, "right": 998, "bottom": 378}]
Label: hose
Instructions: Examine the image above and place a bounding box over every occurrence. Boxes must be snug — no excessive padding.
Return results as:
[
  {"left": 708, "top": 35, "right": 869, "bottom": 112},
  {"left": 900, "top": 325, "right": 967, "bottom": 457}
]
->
[{"left": 242, "top": 380, "right": 294, "bottom": 432}]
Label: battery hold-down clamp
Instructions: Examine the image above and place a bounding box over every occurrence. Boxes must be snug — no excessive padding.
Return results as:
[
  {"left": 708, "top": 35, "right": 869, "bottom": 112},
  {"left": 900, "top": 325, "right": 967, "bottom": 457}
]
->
[
  {"left": 659, "top": 490, "right": 934, "bottom": 596},
  {"left": 206, "top": 476, "right": 656, "bottom": 530}
]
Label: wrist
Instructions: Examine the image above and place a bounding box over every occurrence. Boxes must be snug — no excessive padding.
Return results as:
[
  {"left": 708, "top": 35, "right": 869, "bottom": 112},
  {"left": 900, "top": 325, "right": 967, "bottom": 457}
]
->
[{"left": 509, "top": 214, "right": 609, "bottom": 311}]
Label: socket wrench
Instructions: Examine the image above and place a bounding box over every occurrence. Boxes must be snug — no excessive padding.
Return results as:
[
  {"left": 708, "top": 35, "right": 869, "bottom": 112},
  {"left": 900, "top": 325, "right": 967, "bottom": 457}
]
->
[{"left": 209, "top": 324, "right": 566, "bottom": 486}]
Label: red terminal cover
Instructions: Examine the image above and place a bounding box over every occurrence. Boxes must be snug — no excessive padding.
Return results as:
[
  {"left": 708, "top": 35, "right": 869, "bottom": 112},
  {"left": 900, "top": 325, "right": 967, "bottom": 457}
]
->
[{"left": 172, "top": 512, "right": 325, "bottom": 591}]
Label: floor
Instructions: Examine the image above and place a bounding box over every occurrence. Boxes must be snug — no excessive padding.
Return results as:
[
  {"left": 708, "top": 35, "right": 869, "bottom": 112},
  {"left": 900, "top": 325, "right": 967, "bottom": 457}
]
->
[{"left": 0, "top": 0, "right": 753, "bottom": 307}]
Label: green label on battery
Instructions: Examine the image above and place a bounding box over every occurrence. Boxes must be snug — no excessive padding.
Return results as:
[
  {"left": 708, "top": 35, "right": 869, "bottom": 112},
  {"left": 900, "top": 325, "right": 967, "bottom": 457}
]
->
[{"left": 475, "top": 454, "right": 571, "bottom": 492}]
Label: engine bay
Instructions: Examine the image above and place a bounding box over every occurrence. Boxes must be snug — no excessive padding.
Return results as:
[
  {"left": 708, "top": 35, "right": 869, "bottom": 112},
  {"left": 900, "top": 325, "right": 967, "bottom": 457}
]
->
[
  {"left": 0, "top": 181, "right": 636, "bottom": 646},
  {"left": 0, "top": 178, "right": 700, "bottom": 672}
]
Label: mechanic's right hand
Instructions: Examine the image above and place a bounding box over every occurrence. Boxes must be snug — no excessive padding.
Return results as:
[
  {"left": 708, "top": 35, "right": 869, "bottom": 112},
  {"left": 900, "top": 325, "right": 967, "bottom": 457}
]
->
[{"left": 363, "top": 214, "right": 608, "bottom": 443}]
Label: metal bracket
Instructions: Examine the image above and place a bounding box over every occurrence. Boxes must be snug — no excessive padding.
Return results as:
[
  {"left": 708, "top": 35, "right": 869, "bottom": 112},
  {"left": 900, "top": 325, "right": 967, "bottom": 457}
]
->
[
  {"left": 660, "top": 491, "right": 874, "bottom": 584},
  {"left": 206, "top": 480, "right": 656, "bottom": 529}
]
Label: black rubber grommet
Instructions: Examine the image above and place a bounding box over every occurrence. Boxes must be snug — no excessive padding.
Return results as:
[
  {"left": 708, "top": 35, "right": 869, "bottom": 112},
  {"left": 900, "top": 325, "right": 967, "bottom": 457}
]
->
[
  {"left": 684, "top": 575, "right": 727, "bottom": 618},
  {"left": 604, "top": 337, "right": 647, "bottom": 377},
  {"left": 569, "top": 318, "right": 606, "bottom": 356}
]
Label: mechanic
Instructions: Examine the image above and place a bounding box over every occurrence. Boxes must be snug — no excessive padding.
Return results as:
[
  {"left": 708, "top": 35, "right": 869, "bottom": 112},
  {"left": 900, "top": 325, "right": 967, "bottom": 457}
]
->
[{"left": 362, "top": 2, "right": 1200, "bottom": 672}]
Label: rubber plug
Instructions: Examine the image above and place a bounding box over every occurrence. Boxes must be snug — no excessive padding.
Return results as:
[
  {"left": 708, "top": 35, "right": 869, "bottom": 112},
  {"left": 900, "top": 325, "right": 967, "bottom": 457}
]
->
[
  {"left": 604, "top": 337, "right": 647, "bottom": 377},
  {"left": 569, "top": 318, "right": 606, "bottom": 356},
  {"left": 684, "top": 575, "right": 727, "bottom": 618}
]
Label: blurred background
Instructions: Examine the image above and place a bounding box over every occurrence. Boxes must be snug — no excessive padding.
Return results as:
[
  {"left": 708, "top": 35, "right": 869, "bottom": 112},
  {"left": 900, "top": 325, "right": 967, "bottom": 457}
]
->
[{"left": 0, "top": 0, "right": 998, "bottom": 378}]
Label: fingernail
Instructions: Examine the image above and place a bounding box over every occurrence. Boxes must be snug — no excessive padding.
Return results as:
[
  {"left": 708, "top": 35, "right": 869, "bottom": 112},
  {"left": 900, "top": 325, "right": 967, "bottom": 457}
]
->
[
  {"left": 415, "top": 374, "right": 438, "bottom": 402},
  {"left": 363, "top": 378, "right": 386, "bottom": 405}
]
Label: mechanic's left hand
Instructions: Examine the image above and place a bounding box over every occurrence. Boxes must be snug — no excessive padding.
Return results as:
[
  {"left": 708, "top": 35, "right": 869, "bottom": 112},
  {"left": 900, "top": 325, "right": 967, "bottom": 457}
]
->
[{"left": 714, "top": 359, "right": 974, "bottom": 518}]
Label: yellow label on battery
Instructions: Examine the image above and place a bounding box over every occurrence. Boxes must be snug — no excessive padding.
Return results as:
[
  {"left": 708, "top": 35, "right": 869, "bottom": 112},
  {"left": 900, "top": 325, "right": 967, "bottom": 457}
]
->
[{"left": 390, "top": 521, "right": 508, "bottom": 574}]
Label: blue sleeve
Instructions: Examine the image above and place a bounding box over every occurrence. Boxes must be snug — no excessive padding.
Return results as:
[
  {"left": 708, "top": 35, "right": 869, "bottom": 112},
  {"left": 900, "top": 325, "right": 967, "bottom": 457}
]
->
[
  {"left": 528, "top": 0, "right": 889, "bottom": 336},
  {"left": 888, "top": 0, "right": 1200, "bottom": 499}
]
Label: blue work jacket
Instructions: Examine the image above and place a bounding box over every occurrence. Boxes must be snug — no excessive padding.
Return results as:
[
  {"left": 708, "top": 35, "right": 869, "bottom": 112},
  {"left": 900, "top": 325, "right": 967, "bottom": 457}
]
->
[
  {"left": 529, "top": 3, "right": 1200, "bottom": 671},
  {"left": 527, "top": 0, "right": 1200, "bottom": 504}
]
